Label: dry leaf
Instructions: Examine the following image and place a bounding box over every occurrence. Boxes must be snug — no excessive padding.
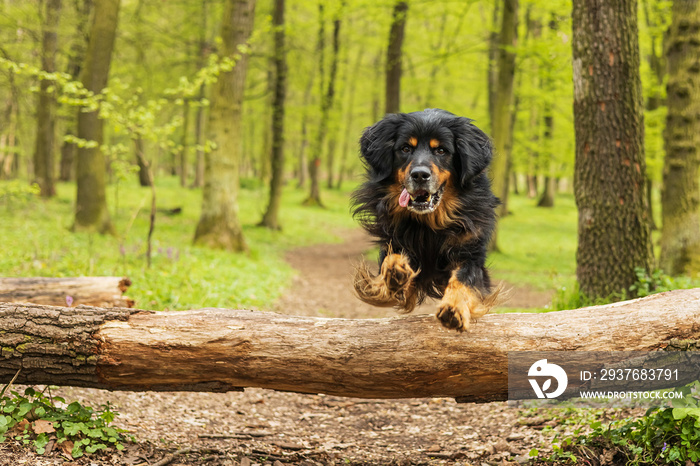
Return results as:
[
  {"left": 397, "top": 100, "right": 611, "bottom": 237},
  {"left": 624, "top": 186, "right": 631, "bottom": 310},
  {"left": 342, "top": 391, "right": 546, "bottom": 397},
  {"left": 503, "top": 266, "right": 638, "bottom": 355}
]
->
[
  {"left": 59, "top": 440, "right": 74, "bottom": 459},
  {"left": 33, "top": 419, "right": 55, "bottom": 434}
]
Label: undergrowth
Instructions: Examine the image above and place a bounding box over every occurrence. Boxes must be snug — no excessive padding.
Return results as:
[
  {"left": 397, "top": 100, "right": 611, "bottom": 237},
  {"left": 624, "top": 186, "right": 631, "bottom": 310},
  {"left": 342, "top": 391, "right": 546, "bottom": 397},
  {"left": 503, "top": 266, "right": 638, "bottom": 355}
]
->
[
  {"left": 530, "top": 383, "right": 700, "bottom": 465},
  {"left": 0, "top": 385, "right": 131, "bottom": 459}
]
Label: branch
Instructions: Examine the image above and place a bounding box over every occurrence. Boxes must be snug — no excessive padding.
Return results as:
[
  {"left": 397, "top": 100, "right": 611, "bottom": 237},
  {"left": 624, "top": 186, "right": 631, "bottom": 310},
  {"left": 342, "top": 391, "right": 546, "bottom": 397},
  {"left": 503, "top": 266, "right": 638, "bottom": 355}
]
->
[{"left": 0, "top": 288, "right": 698, "bottom": 402}]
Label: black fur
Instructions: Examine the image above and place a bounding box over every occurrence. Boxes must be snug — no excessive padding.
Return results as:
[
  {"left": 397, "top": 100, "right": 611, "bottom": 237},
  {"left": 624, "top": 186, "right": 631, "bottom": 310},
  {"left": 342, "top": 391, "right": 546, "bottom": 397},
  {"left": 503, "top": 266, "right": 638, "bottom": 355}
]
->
[{"left": 352, "top": 109, "right": 499, "bottom": 303}]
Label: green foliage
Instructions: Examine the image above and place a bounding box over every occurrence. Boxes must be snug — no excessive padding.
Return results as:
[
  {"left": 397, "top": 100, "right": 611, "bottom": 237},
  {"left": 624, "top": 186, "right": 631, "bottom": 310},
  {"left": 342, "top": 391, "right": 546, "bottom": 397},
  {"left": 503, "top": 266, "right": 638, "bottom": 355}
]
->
[
  {"left": 530, "top": 384, "right": 700, "bottom": 465},
  {"left": 0, "top": 181, "right": 39, "bottom": 210},
  {"left": 0, "top": 386, "right": 129, "bottom": 458},
  {"left": 629, "top": 267, "right": 700, "bottom": 298}
]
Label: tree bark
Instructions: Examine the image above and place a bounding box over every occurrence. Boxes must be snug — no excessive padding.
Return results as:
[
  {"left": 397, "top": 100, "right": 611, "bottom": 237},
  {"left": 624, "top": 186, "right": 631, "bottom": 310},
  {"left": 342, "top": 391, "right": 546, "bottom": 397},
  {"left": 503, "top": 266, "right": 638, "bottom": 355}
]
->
[
  {"left": 302, "top": 3, "right": 341, "bottom": 207},
  {"left": 192, "top": 0, "right": 210, "bottom": 190},
  {"left": 259, "top": 0, "right": 287, "bottom": 230},
  {"left": 490, "top": 0, "right": 518, "bottom": 216},
  {"left": 179, "top": 100, "right": 190, "bottom": 188},
  {"left": 193, "top": 0, "right": 256, "bottom": 251},
  {"left": 572, "top": 0, "right": 653, "bottom": 299},
  {"left": 74, "top": 0, "right": 120, "bottom": 235},
  {"left": 59, "top": 0, "right": 92, "bottom": 182},
  {"left": 135, "top": 136, "right": 152, "bottom": 187},
  {"left": 0, "top": 276, "right": 132, "bottom": 308},
  {"left": 33, "top": 0, "right": 61, "bottom": 198},
  {"left": 489, "top": 0, "right": 518, "bottom": 252},
  {"left": 385, "top": 1, "right": 408, "bottom": 114},
  {"left": 659, "top": 0, "right": 700, "bottom": 275},
  {"left": 0, "top": 289, "right": 698, "bottom": 400}
]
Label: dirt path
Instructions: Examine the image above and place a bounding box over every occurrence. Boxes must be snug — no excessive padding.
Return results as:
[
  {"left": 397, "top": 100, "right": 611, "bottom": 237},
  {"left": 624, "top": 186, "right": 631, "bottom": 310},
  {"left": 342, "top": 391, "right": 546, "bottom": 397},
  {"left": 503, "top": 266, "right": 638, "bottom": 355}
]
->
[
  {"left": 4, "top": 230, "right": 564, "bottom": 466},
  {"left": 274, "top": 228, "right": 553, "bottom": 318}
]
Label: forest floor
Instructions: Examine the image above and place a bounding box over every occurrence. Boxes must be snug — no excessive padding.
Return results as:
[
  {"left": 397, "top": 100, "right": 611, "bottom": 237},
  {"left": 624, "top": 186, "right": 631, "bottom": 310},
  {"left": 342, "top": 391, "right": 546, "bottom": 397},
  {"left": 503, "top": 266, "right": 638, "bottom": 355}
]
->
[{"left": 0, "top": 229, "right": 639, "bottom": 466}]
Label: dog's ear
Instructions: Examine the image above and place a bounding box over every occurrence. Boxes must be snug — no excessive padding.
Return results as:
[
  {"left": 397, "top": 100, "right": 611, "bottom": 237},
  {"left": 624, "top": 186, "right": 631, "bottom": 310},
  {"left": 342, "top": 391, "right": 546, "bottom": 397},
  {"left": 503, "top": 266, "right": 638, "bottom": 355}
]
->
[
  {"left": 450, "top": 117, "right": 493, "bottom": 188},
  {"left": 360, "top": 113, "right": 405, "bottom": 181}
]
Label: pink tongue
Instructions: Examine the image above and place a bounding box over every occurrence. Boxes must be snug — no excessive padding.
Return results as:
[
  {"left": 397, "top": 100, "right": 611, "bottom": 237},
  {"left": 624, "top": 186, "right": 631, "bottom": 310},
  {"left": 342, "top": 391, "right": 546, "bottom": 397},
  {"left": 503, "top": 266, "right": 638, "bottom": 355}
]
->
[{"left": 399, "top": 188, "right": 410, "bottom": 208}]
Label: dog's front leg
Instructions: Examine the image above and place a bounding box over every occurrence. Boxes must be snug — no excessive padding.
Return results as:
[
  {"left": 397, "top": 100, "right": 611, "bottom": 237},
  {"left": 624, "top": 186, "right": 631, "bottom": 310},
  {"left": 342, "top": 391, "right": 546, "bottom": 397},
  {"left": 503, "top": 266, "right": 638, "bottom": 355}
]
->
[
  {"left": 354, "top": 247, "right": 418, "bottom": 312},
  {"left": 436, "top": 266, "right": 499, "bottom": 332}
]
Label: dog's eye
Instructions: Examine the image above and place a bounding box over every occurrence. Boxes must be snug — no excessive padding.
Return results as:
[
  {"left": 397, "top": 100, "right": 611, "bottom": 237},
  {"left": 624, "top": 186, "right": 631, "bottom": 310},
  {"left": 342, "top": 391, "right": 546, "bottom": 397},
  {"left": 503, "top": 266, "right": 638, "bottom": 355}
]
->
[
  {"left": 400, "top": 145, "right": 412, "bottom": 154},
  {"left": 434, "top": 147, "right": 446, "bottom": 155}
]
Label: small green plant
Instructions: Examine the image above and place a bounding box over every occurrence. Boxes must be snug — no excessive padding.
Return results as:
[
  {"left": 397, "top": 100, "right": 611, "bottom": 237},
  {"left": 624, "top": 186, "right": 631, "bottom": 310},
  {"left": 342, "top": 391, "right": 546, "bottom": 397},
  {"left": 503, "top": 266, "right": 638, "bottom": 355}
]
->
[
  {"left": 629, "top": 267, "right": 697, "bottom": 298},
  {"left": 0, "top": 386, "right": 131, "bottom": 458}
]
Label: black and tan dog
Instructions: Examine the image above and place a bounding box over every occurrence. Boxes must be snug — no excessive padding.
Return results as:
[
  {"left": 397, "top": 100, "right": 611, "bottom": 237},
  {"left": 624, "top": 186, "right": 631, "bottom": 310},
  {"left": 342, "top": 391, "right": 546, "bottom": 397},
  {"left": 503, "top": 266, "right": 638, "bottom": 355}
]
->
[{"left": 352, "top": 109, "right": 501, "bottom": 332}]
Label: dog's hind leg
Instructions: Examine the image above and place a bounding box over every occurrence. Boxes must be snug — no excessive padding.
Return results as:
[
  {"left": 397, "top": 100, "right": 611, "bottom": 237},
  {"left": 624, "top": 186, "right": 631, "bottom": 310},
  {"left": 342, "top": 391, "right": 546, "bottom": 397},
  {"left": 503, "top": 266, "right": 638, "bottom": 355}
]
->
[{"left": 353, "top": 250, "right": 418, "bottom": 312}]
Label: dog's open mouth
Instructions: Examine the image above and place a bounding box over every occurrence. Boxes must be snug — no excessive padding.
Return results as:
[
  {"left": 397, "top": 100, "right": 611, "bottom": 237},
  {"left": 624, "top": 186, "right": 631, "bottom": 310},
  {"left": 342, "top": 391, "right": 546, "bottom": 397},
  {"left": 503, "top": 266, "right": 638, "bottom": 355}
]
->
[{"left": 399, "top": 185, "right": 444, "bottom": 214}]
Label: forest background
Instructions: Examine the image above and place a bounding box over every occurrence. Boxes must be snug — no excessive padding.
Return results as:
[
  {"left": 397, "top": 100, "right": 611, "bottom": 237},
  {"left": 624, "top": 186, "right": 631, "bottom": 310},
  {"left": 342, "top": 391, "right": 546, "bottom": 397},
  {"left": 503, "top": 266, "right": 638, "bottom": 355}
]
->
[{"left": 0, "top": 0, "right": 698, "bottom": 310}]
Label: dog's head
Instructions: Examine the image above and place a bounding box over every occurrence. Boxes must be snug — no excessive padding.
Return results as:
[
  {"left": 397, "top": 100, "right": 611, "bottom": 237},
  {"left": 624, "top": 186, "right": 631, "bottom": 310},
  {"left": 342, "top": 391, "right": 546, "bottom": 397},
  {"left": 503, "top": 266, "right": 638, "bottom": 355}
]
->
[{"left": 359, "top": 109, "right": 492, "bottom": 217}]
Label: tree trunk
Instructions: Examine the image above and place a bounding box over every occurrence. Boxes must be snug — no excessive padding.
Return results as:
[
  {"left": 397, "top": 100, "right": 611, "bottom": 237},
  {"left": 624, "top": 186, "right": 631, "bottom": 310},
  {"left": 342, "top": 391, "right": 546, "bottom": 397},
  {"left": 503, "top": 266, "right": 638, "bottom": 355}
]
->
[
  {"left": 303, "top": 3, "right": 341, "bottom": 207},
  {"left": 179, "top": 100, "right": 190, "bottom": 188},
  {"left": 385, "top": 1, "right": 408, "bottom": 114},
  {"left": 134, "top": 136, "right": 152, "bottom": 187},
  {"left": 59, "top": 0, "right": 92, "bottom": 182},
  {"left": 487, "top": 0, "right": 501, "bottom": 132},
  {"left": 336, "top": 49, "right": 363, "bottom": 190},
  {"left": 259, "top": 0, "right": 287, "bottom": 230},
  {"left": 33, "top": 0, "right": 62, "bottom": 198},
  {"left": 0, "top": 276, "right": 132, "bottom": 308},
  {"left": 659, "top": 0, "right": 700, "bottom": 276},
  {"left": 193, "top": 0, "right": 256, "bottom": 251},
  {"left": 74, "top": 0, "right": 120, "bottom": 235},
  {"left": 192, "top": 1, "right": 210, "bottom": 190},
  {"left": 0, "top": 289, "right": 698, "bottom": 400},
  {"left": 537, "top": 112, "right": 555, "bottom": 207},
  {"left": 490, "top": 0, "right": 518, "bottom": 222},
  {"left": 572, "top": 0, "right": 653, "bottom": 299}
]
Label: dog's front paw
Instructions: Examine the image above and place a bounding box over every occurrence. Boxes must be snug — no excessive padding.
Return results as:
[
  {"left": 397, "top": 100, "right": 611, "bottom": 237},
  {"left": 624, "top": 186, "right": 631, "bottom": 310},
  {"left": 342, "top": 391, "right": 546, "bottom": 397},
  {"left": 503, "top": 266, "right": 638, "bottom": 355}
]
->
[
  {"left": 436, "top": 302, "right": 469, "bottom": 332},
  {"left": 436, "top": 273, "right": 490, "bottom": 332},
  {"left": 380, "top": 253, "right": 418, "bottom": 311},
  {"left": 381, "top": 253, "right": 416, "bottom": 293}
]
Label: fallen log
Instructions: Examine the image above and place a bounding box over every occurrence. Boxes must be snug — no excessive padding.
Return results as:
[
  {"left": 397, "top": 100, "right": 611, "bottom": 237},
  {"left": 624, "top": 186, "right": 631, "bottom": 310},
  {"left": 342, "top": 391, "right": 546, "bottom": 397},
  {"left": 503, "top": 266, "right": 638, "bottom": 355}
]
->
[
  {"left": 0, "top": 288, "right": 698, "bottom": 402},
  {"left": 0, "top": 276, "right": 133, "bottom": 308}
]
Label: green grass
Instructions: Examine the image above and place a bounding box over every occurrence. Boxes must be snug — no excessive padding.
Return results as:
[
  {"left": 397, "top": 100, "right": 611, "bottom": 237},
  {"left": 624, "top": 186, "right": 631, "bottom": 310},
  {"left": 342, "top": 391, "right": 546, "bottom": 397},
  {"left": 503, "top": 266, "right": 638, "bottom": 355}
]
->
[
  {"left": 0, "top": 177, "right": 357, "bottom": 311},
  {"left": 490, "top": 193, "right": 578, "bottom": 293}
]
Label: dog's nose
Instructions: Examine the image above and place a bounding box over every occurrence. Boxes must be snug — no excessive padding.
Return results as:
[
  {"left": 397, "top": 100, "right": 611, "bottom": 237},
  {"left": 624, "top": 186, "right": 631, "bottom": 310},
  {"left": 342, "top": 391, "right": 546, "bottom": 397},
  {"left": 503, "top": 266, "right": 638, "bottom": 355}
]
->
[{"left": 410, "top": 166, "right": 431, "bottom": 182}]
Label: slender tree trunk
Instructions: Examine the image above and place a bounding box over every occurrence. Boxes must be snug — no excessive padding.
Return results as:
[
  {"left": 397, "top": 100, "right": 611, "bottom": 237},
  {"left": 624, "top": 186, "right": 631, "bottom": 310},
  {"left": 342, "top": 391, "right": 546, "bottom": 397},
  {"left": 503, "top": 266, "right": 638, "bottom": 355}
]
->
[
  {"left": 59, "top": 0, "right": 92, "bottom": 182},
  {"left": 572, "top": 0, "right": 653, "bottom": 299},
  {"left": 33, "top": 0, "right": 62, "bottom": 198},
  {"left": 487, "top": 0, "right": 501, "bottom": 132},
  {"left": 259, "top": 0, "right": 287, "bottom": 230},
  {"left": 193, "top": 0, "right": 256, "bottom": 251},
  {"left": 303, "top": 3, "right": 341, "bottom": 207},
  {"left": 135, "top": 136, "right": 151, "bottom": 187},
  {"left": 179, "top": 99, "right": 190, "bottom": 187},
  {"left": 336, "top": 49, "right": 363, "bottom": 190},
  {"left": 659, "top": 0, "right": 700, "bottom": 275},
  {"left": 489, "top": 0, "right": 519, "bottom": 251},
  {"left": 325, "top": 11, "right": 342, "bottom": 189},
  {"left": 385, "top": 1, "right": 408, "bottom": 114},
  {"left": 74, "top": 0, "right": 120, "bottom": 235},
  {"left": 192, "top": 1, "right": 210, "bottom": 189},
  {"left": 641, "top": 0, "right": 665, "bottom": 231},
  {"left": 295, "top": 69, "right": 314, "bottom": 189}
]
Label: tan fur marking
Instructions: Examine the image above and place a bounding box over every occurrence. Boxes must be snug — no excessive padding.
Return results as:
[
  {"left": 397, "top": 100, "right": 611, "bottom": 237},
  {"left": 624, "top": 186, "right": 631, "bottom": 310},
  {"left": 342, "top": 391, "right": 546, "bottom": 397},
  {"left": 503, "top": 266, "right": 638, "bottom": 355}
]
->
[
  {"left": 408, "top": 136, "right": 418, "bottom": 147},
  {"left": 429, "top": 138, "right": 440, "bottom": 148},
  {"left": 436, "top": 272, "right": 503, "bottom": 332},
  {"left": 353, "top": 252, "right": 418, "bottom": 312}
]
